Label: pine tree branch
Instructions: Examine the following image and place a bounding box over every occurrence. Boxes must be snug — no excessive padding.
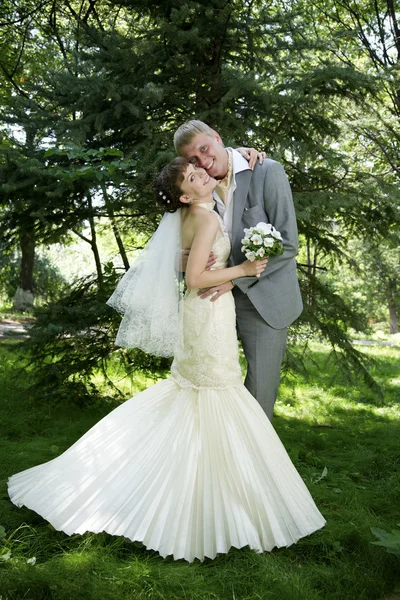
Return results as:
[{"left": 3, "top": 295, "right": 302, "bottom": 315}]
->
[
  {"left": 359, "top": 128, "right": 400, "bottom": 174},
  {"left": 83, "top": 0, "right": 96, "bottom": 23},
  {"left": 49, "top": 0, "right": 57, "bottom": 28},
  {"left": 290, "top": 165, "right": 349, "bottom": 193},
  {"left": 348, "top": 5, "right": 383, "bottom": 69},
  {"left": 111, "top": 4, "right": 123, "bottom": 30},
  {"left": 83, "top": 0, "right": 104, "bottom": 31},
  {"left": 10, "top": 19, "right": 31, "bottom": 79},
  {"left": 0, "top": 0, "right": 50, "bottom": 27},
  {"left": 63, "top": 0, "right": 108, "bottom": 50},
  {"left": 48, "top": 5, "right": 75, "bottom": 75},
  {"left": 71, "top": 228, "right": 92, "bottom": 245},
  {"left": 325, "top": 1, "right": 382, "bottom": 70},
  {"left": 373, "top": 0, "right": 390, "bottom": 66},
  {"left": 297, "top": 263, "right": 327, "bottom": 271},
  {"left": 0, "top": 62, "right": 37, "bottom": 105}
]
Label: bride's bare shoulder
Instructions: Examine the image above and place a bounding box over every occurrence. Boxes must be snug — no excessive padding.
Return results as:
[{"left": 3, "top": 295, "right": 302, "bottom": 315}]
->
[
  {"left": 181, "top": 207, "right": 218, "bottom": 249},
  {"left": 181, "top": 207, "right": 219, "bottom": 249},
  {"left": 187, "top": 206, "right": 218, "bottom": 227}
]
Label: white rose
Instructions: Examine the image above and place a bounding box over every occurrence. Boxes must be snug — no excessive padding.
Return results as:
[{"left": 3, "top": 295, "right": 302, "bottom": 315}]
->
[
  {"left": 271, "top": 230, "right": 282, "bottom": 240},
  {"left": 264, "top": 237, "right": 274, "bottom": 248},
  {"left": 246, "top": 251, "right": 256, "bottom": 262},
  {"left": 256, "top": 247, "right": 265, "bottom": 257},
  {"left": 256, "top": 222, "right": 273, "bottom": 234},
  {"left": 251, "top": 234, "right": 263, "bottom": 245},
  {"left": 243, "top": 228, "right": 252, "bottom": 239},
  {"left": 241, "top": 245, "right": 247, "bottom": 252}
]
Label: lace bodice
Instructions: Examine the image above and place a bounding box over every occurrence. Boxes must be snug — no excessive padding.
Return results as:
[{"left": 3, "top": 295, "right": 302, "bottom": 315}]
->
[{"left": 170, "top": 202, "right": 243, "bottom": 390}]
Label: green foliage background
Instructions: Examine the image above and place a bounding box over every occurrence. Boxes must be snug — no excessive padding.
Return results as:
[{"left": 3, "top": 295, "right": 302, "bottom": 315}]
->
[{"left": 0, "top": 0, "right": 399, "bottom": 391}]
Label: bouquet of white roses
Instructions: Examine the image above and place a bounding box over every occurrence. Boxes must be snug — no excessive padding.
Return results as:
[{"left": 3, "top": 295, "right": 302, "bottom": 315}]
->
[{"left": 241, "top": 222, "right": 284, "bottom": 262}]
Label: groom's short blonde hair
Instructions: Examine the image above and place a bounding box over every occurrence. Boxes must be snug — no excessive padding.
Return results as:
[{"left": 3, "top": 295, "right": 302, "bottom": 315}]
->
[{"left": 174, "top": 120, "right": 217, "bottom": 155}]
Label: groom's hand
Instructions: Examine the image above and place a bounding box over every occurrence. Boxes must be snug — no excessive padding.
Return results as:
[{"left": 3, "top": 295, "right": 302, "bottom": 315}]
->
[
  {"left": 181, "top": 249, "right": 217, "bottom": 272},
  {"left": 198, "top": 280, "right": 233, "bottom": 301}
]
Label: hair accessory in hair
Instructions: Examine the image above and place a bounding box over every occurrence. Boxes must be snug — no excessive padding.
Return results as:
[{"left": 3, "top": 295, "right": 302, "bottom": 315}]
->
[
  {"left": 166, "top": 200, "right": 171, "bottom": 204},
  {"left": 159, "top": 191, "right": 163, "bottom": 196}
]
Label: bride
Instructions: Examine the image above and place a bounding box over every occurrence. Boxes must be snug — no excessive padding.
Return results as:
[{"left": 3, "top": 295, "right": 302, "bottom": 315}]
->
[{"left": 8, "top": 157, "right": 325, "bottom": 563}]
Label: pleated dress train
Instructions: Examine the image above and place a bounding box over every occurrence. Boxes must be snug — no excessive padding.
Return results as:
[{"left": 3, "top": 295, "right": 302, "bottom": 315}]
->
[{"left": 8, "top": 206, "right": 325, "bottom": 562}]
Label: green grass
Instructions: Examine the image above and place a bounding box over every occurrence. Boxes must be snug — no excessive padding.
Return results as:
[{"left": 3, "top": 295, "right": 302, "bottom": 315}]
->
[
  {"left": 0, "top": 340, "right": 399, "bottom": 600},
  {"left": 0, "top": 306, "right": 35, "bottom": 322}
]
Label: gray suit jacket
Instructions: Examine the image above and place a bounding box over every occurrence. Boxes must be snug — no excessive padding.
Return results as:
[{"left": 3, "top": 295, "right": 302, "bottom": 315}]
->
[{"left": 228, "top": 158, "right": 303, "bottom": 330}]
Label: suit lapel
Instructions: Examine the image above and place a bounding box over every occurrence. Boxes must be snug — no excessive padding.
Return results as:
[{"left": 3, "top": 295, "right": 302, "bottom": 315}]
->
[{"left": 231, "top": 169, "right": 252, "bottom": 248}]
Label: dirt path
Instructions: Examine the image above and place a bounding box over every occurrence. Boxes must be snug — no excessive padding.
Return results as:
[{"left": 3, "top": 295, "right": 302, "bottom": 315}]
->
[
  {"left": 0, "top": 319, "right": 32, "bottom": 340},
  {"left": 1, "top": 319, "right": 398, "bottom": 348}
]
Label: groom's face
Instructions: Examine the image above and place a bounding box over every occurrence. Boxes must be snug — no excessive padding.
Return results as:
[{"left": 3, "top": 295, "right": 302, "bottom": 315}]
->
[{"left": 180, "top": 132, "right": 229, "bottom": 180}]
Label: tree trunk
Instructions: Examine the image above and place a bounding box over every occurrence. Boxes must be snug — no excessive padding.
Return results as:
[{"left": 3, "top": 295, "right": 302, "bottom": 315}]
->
[
  {"left": 311, "top": 242, "right": 319, "bottom": 309},
  {"left": 71, "top": 194, "right": 103, "bottom": 288},
  {"left": 87, "top": 192, "right": 103, "bottom": 288},
  {"left": 13, "top": 228, "right": 35, "bottom": 311},
  {"left": 389, "top": 303, "right": 398, "bottom": 334},
  {"left": 306, "top": 237, "right": 317, "bottom": 308},
  {"left": 89, "top": 214, "right": 103, "bottom": 287},
  {"left": 101, "top": 184, "right": 130, "bottom": 272},
  {"left": 387, "top": 279, "right": 398, "bottom": 334}
]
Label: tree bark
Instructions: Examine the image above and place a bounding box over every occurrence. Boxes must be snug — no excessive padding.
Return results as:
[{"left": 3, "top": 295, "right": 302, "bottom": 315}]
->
[
  {"left": 306, "top": 237, "right": 317, "bottom": 307},
  {"left": 87, "top": 192, "right": 103, "bottom": 288},
  {"left": 110, "top": 214, "right": 130, "bottom": 271},
  {"left": 389, "top": 303, "right": 398, "bottom": 334},
  {"left": 13, "top": 227, "right": 35, "bottom": 311},
  {"left": 101, "top": 184, "right": 130, "bottom": 272},
  {"left": 387, "top": 279, "right": 399, "bottom": 334}
]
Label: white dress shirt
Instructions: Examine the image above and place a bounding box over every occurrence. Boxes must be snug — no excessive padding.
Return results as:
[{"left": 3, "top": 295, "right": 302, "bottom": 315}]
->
[{"left": 213, "top": 148, "right": 251, "bottom": 241}]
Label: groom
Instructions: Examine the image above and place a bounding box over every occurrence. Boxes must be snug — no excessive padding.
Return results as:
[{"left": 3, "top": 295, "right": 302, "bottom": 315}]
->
[{"left": 174, "top": 120, "right": 303, "bottom": 420}]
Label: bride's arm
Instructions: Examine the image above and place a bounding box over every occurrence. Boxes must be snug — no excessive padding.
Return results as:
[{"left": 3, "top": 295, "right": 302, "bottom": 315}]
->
[{"left": 185, "top": 210, "right": 266, "bottom": 290}]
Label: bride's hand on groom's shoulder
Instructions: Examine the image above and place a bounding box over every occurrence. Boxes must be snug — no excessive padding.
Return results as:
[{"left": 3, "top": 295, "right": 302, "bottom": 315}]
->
[{"left": 236, "top": 147, "right": 267, "bottom": 170}]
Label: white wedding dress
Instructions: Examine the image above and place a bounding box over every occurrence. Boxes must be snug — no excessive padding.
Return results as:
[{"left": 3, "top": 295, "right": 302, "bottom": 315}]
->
[{"left": 8, "top": 203, "right": 325, "bottom": 562}]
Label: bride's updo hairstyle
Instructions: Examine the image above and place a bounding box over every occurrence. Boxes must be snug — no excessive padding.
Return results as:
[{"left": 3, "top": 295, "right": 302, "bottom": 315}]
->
[{"left": 152, "top": 157, "right": 190, "bottom": 213}]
